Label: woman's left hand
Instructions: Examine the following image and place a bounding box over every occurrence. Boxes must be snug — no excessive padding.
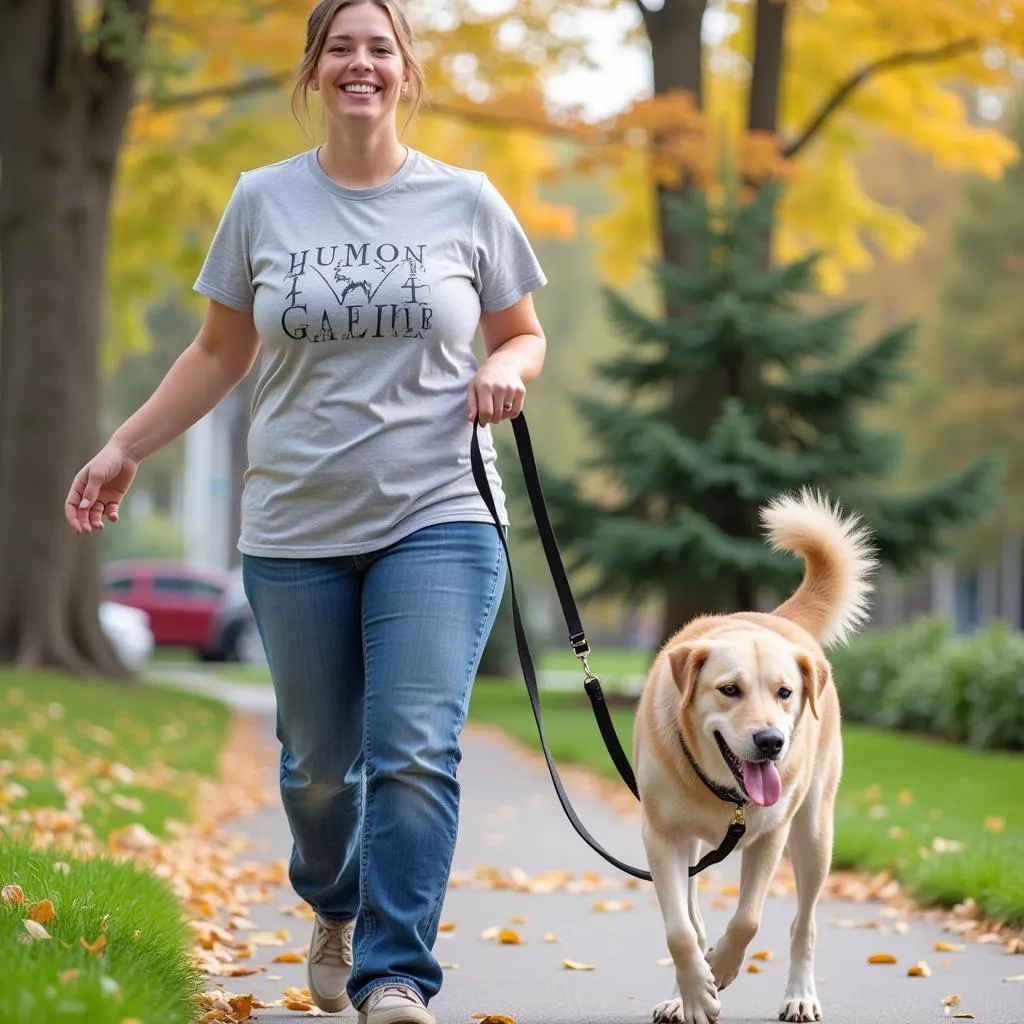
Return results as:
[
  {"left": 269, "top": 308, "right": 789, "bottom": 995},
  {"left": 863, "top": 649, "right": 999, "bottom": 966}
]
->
[{"left": 467, "top": 353, "right": 526, "bottom": 425}]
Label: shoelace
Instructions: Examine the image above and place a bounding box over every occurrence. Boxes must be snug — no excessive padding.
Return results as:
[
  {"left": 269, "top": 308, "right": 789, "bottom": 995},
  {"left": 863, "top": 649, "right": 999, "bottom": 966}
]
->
[
  {"left": 311, "top": 917, "right": 353, "bottom": 965},
  {"left": 367, "top": 984, "right": 420, "bottom": 1008}
]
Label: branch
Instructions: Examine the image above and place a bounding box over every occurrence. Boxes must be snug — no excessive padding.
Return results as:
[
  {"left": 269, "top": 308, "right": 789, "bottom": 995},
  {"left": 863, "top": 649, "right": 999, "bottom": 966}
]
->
[{"left": 783, "top": 36, "right": 980, "bottom": 160}]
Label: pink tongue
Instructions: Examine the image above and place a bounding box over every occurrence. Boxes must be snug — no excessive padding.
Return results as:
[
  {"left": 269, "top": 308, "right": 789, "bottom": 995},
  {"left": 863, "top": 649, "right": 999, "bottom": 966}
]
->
[{"left": 741, "top": 760, "right": 782, "bottom": 807}]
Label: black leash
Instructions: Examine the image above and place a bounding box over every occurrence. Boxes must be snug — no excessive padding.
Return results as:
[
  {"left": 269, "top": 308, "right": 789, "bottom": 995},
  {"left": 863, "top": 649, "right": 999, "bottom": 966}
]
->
[{"left": 470, "top": 415, "right": 747, "bottom": 879}]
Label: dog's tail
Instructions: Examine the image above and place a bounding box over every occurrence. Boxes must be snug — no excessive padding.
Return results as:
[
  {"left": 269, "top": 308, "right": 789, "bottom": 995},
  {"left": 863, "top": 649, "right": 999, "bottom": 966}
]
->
[{"left": 760, "top": 488, "right": 878, "bottom": 646}]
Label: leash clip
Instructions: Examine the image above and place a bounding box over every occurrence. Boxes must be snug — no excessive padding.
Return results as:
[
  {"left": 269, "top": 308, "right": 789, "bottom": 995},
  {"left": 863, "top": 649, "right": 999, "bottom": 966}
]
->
[{"left": 732, "top": 804, "right": 747, "bottom": 827}]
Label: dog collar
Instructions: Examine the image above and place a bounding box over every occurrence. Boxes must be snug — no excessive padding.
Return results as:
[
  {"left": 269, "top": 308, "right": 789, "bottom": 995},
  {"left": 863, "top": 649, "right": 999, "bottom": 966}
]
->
[{"left": 678, "top": 731, "right": 748, "bottom": 808}]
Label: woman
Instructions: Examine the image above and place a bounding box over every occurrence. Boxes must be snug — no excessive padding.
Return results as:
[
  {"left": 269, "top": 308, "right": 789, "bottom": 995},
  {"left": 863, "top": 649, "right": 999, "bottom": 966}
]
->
[{"left": 64, "top": 2, "right": 547, "bottom": 1021}]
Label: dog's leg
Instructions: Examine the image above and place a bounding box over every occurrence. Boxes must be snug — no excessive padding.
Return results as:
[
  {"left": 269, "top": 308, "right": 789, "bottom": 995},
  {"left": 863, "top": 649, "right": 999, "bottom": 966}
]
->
[
  {"left": 779, "top": 787, "right": 833, "bottom": 1022},
  {"left": 644, "top": 824, "right": 721, "bottom": 1024},
  {"left": 705, "top": 826, "right": 788, "bottom": 991}
]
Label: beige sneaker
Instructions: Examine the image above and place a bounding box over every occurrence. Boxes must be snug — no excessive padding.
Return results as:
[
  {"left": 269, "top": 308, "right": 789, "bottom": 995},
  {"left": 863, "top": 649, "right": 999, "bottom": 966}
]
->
[
  {"left": 357, "top": 983, "right": 435, "bottom": 1024},
  {"left": 307, "top": 914, "right": 354, "bottom": 1013}
]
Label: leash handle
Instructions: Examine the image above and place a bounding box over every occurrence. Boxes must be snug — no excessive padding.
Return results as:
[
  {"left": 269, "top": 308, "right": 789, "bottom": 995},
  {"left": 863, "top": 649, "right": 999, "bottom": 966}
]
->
[{"left": 470, "top": 418, "right": 652, "bottom": 882}]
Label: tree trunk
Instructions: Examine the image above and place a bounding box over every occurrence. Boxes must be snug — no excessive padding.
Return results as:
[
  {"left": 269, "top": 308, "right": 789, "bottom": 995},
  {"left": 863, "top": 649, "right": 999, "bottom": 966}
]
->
[
  {"left": 0, "top": 0, "right": 153, "bottom": 676},
  {"left": 649, "top": 0, "right": 788, "bottom": 640}
]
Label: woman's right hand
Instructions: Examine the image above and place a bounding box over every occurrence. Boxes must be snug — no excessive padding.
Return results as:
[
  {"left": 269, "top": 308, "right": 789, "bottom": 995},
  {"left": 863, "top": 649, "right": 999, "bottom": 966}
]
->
[{"left": 65, "top": 441, "right": 139, "bottom": 535}]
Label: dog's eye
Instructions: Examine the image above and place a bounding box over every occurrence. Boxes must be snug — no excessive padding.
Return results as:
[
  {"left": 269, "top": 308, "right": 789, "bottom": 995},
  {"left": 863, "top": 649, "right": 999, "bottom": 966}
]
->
[
  {"left": 778, "top": 687, "right": 793, "bottom": 700},
  {"left": 719, "top": 684, "right": 742, "bottom": 698}
]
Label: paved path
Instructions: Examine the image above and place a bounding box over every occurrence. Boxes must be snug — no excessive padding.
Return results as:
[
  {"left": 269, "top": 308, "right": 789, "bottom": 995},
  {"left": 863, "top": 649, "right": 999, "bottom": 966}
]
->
[{"left": 152, "top": 671, "right": 1023, "bottom": 1024}]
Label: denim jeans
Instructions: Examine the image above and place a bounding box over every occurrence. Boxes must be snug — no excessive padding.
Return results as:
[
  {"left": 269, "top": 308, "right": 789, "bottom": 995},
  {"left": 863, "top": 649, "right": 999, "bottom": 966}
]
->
[{"left": 241, "top": 522, "right": 506, "bottom": 1007}]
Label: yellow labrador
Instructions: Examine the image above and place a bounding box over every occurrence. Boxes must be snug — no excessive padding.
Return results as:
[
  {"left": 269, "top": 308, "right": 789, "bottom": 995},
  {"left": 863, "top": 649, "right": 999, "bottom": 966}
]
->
[{"left": 634, "top": 490, "right": 876, "bottom": 1024}]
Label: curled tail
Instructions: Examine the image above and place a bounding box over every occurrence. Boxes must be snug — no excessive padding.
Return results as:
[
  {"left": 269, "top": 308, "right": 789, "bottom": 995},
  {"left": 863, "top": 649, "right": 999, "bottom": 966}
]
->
[{"left": 760, "top": 488, "right": 878, "bottom": 646}]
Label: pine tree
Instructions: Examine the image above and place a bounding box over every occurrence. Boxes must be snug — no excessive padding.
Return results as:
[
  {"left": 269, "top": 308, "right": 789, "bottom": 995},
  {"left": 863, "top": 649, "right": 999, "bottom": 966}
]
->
[{"left": 540, "top": 184, "right": 999, "bottom": 641}]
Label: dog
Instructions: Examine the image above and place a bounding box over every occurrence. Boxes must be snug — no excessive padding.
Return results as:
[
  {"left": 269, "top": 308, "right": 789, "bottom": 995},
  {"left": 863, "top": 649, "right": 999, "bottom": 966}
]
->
[{"left": 634, "top": 489, "right": 876, "bottom": 1024}]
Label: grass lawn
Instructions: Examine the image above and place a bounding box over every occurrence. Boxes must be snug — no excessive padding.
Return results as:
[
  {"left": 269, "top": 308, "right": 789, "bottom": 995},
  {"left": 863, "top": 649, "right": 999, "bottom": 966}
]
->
[
  {"left": 0, "top": 668, "right": 230, "bottom": 840},
  {"left": 468, "top": 678, "right": 1024, "bottom": 927},
  {"left": 0, "top": 842, "right": 201, "bottom": 1024},
  {"left": 0, "top": 668, "right": 233, "bottom": 1023}
]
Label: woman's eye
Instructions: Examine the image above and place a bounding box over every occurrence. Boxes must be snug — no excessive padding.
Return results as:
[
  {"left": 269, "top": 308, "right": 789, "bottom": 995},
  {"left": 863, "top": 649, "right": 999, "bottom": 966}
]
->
[
  {"left": 778, "top": 688, "right": 793, "bottom": 701},
  {"left": 719, "top": 684, "right": 741, "bottom": 698}
]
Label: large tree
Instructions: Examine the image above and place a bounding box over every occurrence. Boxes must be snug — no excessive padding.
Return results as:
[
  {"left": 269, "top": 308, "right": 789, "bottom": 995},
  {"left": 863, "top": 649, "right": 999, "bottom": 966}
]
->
[
  {"left": 542, "top": 184, "right": 998, "bottom": 640},
  {"left": 0, "top": 0, "right": 154, "bottom": 675}
]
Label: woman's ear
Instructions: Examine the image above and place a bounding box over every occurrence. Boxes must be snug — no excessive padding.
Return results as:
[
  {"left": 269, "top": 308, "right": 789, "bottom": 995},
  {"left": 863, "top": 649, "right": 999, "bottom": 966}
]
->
[
  {"left": 666, "top": 642, "right": 711, "bottom": 708},
  {"left": 794, "top": 649, "right": 831, "bottom": 720}
]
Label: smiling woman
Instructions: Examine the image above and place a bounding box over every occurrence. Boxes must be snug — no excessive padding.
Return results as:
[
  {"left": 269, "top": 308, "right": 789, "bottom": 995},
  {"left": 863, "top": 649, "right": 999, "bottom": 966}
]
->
[{"left": 65, "top": 1, "right": 550, "bottom": 1021}]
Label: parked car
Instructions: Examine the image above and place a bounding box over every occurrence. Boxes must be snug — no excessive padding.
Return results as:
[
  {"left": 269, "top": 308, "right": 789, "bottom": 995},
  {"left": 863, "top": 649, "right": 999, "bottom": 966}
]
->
[
  {"left": 99, "top": 600, "right": 154, "bottom": 672},
  {"left": 207, "top": 570, "right": 265, "bottom": 664},
  {"left": 102, "top": 559, "right": 233, "bottom": 660}
]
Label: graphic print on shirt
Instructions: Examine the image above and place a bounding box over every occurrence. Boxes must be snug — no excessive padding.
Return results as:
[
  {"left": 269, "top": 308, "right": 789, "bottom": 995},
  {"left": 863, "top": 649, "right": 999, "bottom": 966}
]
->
[{"left": 281, "top": 242, "right": 433, "bottom": 343}]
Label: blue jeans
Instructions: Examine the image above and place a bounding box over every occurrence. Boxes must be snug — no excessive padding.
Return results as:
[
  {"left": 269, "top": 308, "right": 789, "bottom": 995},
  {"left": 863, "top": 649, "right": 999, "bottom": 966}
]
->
[{"left": 241, "top": 522, "right": 506, "bottom": 1007}]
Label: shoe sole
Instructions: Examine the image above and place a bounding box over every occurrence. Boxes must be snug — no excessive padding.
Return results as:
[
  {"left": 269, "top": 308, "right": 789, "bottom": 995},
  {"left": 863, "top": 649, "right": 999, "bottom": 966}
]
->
[{"left": 357, "top": 1010, "right": 434, "bottom": 1024}]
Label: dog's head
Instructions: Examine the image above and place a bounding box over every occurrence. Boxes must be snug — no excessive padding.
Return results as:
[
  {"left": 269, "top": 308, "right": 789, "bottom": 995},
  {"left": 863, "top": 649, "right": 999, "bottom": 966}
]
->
[{"left": 665, "top": 628, "right": 830, "bottom": 809}]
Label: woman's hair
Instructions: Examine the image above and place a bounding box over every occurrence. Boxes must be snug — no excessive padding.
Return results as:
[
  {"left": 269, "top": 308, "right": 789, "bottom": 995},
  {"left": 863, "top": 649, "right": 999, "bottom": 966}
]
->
[{"left": 291, "top": 0, "right": 427, "bottom": 135}]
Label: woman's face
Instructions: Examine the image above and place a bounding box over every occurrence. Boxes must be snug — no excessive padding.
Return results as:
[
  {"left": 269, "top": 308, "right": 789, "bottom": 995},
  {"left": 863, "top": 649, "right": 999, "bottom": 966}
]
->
[{"left": 312, "top": 3, "right": 407, "bottom": 130}]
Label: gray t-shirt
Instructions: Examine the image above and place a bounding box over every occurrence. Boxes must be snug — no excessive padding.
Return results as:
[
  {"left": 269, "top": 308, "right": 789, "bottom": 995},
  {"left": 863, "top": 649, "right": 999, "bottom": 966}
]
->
[{"left": 194, "top": 148, "right": 546, "bottom": 557}]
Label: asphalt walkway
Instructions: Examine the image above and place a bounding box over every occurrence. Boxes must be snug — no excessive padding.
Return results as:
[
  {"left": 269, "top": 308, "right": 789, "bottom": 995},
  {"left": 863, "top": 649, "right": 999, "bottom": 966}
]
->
[{"left": 155, "top": 672, "right": 1023, "bottom": 1024}]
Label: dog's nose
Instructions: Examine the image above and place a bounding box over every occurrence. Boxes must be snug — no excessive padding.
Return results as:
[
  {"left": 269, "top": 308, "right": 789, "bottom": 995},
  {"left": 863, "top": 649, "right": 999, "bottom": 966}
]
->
[{"left": 752, "top": 728, "right": 785, "bottom": 758}]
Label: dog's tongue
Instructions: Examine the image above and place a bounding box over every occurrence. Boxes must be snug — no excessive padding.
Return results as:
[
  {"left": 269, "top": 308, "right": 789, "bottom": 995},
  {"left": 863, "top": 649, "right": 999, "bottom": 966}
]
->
[{"left": 741, "top": 760, "right": 782, "bottom": 808}]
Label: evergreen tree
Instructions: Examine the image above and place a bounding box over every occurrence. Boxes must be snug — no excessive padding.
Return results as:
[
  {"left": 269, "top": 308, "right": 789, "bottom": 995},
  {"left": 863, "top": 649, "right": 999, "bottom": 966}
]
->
[{"left": 540, "top": 185, "right": 999, "bottom": 642}]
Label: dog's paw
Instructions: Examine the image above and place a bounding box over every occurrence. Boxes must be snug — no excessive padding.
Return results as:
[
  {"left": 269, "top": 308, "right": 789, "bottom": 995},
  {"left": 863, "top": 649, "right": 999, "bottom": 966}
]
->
[
  {"left": 651, "top": 965, "right": 721, "bottom": 1024},
  {"left": 778, "top": 992, "right": 822, "bottom": 1022},
  {"left": 705, "top": 941, "right": 745, "bottom": 991},
  {"left": 651, "top": 996, "right": 719, "bottom": 1024}
]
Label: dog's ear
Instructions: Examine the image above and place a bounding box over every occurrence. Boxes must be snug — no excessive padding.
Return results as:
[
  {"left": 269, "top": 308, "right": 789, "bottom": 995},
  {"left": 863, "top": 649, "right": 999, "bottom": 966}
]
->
[
  {"left": 666, "top": 642, "right": 711, "bottom": 707},
  {"left": 795, "top": 649, "right": 831, "bottom": 720}
]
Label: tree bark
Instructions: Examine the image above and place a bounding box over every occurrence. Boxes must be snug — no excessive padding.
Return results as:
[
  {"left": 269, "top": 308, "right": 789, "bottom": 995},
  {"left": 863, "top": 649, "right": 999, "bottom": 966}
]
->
[{"left": 0, "top": 0, "right": 153, "bottom": 676}]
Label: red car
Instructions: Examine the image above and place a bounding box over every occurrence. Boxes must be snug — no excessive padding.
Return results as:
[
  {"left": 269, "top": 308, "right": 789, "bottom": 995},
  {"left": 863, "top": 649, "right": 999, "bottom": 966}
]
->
[{"left": 102, "top": 559, "right": 234, "bottom": 659}]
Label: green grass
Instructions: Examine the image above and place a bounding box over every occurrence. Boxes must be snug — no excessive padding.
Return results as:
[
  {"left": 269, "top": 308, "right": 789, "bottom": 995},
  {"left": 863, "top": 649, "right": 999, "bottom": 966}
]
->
[
  {"left": 468, "top": 678, "right": 1024, "bottom": 926},
  {"left": 0, "top": 667, "right": 234, "bottom": 1024},
  {"left": 0, "top": 841, "right": 202, "bottom": 1024},
  {"left": 0, "top": 668, "right": 230, "bottom": 840}
]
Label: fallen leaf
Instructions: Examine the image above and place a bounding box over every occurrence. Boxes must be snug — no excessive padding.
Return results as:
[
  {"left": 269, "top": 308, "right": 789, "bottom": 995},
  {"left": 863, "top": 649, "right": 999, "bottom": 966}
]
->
[
  {"left": 1006, "top": 937, "right": 1024, "bottom": 954},
  {"left": 898, "top": 788, "right": 913, "bottom": 806},
  {"left": 747, "top": 963, "right": 762, "bottom": 973},
  {"left": 2, "top": 883, "right": 25, "bottom": 906},
  {"left": 271, "top": 949, "right": 306, "bottom": 963},
  {"left": 867, "top": 953, "right": 897, "bottom": 964},
  {"left": 942, "top": 995, "right": 962, "bottom": 1007},
  {"left": 23, "top": 919, "right": 51, "bottom": 941},
  {"left": 81, "top": 934, "right": 107, "bottom": 956},
  {"left": 934, "top": 941, "right": 964, "bottom": 953},
  {"left": 907, "top": 962, "right": 931, "bottom": 977},
  {"left": 984, "top": 816, "right": 1006, "bottom": 834},
  {"left": 951, "top": 1015, "right": 975, "bottom": 1020},
  {"left": 592, "top": 899, "right": 633, "bottom": 913},
  {"left": 28, "top": 898, "right": 56, "bottom": 924},
  {"left": 439, "top": 962, "right": 460, "bottom": 969},
  {"left": 1004, "top": 974, "right": 1024, "bottom": 982},
  {"left": 437, "top": 921, "right": 456, "bottom": 933},
  {"left": 657, "top": 956, "right": 673, "bottom": 966},
  {"left": 543, "top": 933, "right": 560, "bottom": 943},
  {"left": 510, "top": 915, "right": 527, "bottom": 925},
  {"left": 58, "top": 969, "right": 79, "bottom": 986},
  {"left": 497, "top": 928, "right": 522, "bottom": 945},
  {"left": 562, "top": 959, "right": 596, "bottom": 970},
  {"left": 751, "top": 950, "right": 773, "bottom": 961},
  {"left": 894, "top": 921, "right": 910, "bottom": 934},
  {"left": 481, "top": 926, "right": 500, "bottom": 941},
  {"left": 471, "top": 1016, "right": 517, "bottom": 1024}
]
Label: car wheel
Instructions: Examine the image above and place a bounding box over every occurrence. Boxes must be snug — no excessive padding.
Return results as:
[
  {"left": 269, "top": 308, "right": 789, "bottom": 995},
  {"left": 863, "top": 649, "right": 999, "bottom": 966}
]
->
[{"left": 232, "top": 620, "right": 266, "bottom": 664}]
